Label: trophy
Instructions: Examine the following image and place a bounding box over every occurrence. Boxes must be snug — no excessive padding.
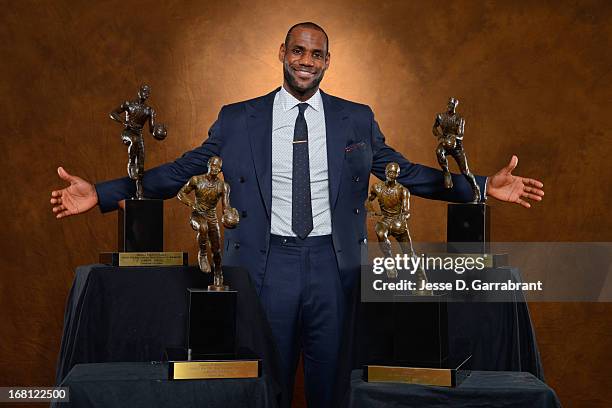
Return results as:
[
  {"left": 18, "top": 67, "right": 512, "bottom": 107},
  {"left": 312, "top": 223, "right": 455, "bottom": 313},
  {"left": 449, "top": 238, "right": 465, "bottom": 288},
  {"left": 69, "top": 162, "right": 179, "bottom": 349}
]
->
[
  {"left": 365, "top": 162, "right": 429, "bottom": 292},
  {"left": 177, "top": 156, "right": 240, "bottom": 290},
  {"left": 100, "top": 85, "right": 186, "bottom": 266},
  {"left": 109, "top": 84, "right": 167, "bottom": 200},
  {"left": 433, "top": 97, "right": 481, "bottom": 204},
  {"left": 363, "top": 102, "right": 509, "bottom": 388},
  {"left": 167, "top": 156, "right": 260, "bottom": 380},
  {"left": 363, "top": 163, "right": 473, "bottom": 387}
]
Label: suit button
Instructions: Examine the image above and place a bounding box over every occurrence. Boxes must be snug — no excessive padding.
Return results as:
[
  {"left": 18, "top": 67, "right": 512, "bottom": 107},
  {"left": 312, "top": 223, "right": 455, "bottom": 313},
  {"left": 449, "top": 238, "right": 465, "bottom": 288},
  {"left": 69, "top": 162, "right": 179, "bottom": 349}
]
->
[
  {"left": 234, "top": 243, "right": 240, "bottom": 249},
  {"left": 239, "top": 176, "right": 245, "bottom": 183},
  {"left": 353, "top": 176, "right": 360, "bottom": 182},
  {"left": 354, "top": 208, "right": 360, "bottom": 215},
  {"left": 241, "top": 210, "right": 248, "bottom": 218}
]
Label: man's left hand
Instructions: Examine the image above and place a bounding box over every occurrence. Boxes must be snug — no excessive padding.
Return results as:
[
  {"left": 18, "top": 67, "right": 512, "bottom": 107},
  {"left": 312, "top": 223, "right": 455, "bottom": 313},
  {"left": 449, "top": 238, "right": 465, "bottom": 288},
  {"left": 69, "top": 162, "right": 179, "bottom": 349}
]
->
[{"left": 487, "top": 155, "right": 544, "bottom": 208}]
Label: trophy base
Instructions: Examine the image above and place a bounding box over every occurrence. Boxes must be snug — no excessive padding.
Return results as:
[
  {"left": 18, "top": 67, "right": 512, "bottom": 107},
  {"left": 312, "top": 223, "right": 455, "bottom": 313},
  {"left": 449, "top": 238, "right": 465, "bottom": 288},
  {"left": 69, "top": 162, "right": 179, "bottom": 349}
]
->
[
  {"left": 119, "top": 198, "right": 164, "bottom": 252},
  {"left": 165, "top": 348, "right": 261, "bottom": 380},
  {"left": 364, "top": 355, "right": 471, "bottom": 387},
  {"left": 447, "top": 203, "right": 490, "bottom": 253},
  {"left": 99, "top": 252, "right": 188, "bottom": 267},
  {"left": 188, "top": 289, "right": 237, "bottom": 355}
]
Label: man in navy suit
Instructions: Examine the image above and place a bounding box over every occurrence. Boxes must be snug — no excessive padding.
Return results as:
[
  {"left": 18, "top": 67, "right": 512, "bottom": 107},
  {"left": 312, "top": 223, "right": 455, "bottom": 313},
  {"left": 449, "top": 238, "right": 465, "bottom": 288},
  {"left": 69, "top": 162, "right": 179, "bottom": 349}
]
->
[{"left": 51, "top": 22, "right": 544, "bottom": 408}]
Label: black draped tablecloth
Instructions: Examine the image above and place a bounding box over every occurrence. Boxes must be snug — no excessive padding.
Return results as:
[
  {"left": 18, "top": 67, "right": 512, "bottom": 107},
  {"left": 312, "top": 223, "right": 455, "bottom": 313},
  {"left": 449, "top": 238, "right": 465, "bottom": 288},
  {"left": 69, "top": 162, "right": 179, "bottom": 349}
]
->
[
  {"left": 56, "top": 264, "right": 545, "bottom": 407},
  {"left": 348, "top": 369, "right": 560, "bottom": 408},
  {"left": 53, "top": 362, "right": 273, "bottom": 408},
  {"left": 55, "top": 264, "right": 281, "bottom": 406}
]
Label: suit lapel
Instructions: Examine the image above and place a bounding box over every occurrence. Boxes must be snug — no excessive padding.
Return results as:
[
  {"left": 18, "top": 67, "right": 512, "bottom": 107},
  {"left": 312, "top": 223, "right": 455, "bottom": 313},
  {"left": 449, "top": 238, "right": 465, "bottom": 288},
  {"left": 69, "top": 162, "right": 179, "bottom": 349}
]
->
[
  {"left": 247, "top": 88, "right": 278, "bottom": 220},
  {"left": 321, "top": 90, "right": 349, "bottom": 211}
]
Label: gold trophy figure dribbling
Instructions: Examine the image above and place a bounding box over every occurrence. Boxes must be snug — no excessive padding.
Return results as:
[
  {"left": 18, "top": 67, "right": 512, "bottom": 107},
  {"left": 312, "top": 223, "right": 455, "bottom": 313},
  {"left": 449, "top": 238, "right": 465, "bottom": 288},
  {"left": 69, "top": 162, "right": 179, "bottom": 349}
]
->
[
  {"left": 366, "top": 162, "right": 430, "bottom": 294},
  {"left": 177, "top": 156, "right": 239, "bottom": 291}
]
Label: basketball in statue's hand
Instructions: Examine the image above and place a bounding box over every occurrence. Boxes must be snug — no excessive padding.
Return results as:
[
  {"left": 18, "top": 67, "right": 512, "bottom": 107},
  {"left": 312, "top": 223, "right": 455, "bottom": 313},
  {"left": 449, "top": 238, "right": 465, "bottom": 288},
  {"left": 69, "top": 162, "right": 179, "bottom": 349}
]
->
[
  {"left": 222, "top": 208, "right": 240, "bottom": 229},
  {"left": 153, "top": 123, "right": 167, "bottom": 140}
]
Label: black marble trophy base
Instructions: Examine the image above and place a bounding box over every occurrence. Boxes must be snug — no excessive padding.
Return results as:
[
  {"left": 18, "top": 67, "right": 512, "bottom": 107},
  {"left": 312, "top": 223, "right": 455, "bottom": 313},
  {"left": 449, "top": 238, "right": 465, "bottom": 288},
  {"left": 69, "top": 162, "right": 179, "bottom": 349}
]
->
[
  {"left": 447, "top": 203, "right": 490, "bottom": 254},
  {"left": 188, "top": 288, "right": 237, "bottom": 356},
  {"left": 362, "top": 299, "right": 471, "bottom": 386},
  {"left": 393, "top": 300, "right": 449, "bottom": 368},
  {"left": 362, "top": 299, "right": 464, "bottom": 368},
  {"left": 118, "top": 199, "right": 163, "bottom": 252},
  {"left": 164, "top": 288, "right": 262, "bottom": 380}
]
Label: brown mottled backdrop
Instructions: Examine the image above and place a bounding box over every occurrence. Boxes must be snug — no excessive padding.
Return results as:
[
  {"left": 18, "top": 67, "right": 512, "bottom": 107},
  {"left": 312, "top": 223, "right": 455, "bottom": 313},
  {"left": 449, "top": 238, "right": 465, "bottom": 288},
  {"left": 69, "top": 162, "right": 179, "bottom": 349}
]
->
[{"left": 1, "top": 0, "right": 610, "bottom": 406}]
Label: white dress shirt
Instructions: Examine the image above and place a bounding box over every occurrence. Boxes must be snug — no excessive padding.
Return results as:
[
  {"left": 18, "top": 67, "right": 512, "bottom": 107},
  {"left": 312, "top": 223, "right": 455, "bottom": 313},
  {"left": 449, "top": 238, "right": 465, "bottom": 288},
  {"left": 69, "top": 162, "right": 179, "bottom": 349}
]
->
[{"left": 270, "top": 86, "right": 332, "bottom": 236}]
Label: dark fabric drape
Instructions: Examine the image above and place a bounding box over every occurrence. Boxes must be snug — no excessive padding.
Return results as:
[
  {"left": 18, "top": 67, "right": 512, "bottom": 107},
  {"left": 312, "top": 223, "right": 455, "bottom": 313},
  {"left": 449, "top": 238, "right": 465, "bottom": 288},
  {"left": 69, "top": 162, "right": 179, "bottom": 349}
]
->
[
  {"left": 53, "top": 362, "right": 273, "bottom": 408},
  {"left": 55, "top": 265, "right": 281, "bottom": 406},
  {"left": 347, "top": 370, "right": 560, "bottom": 408}
]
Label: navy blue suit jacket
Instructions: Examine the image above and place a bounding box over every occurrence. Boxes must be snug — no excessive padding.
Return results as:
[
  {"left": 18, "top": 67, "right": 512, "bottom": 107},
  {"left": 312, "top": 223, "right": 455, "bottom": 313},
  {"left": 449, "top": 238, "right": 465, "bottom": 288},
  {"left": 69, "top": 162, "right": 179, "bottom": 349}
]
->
[{"left": 96, "top": 88, "right": 486, "bottom": 294}]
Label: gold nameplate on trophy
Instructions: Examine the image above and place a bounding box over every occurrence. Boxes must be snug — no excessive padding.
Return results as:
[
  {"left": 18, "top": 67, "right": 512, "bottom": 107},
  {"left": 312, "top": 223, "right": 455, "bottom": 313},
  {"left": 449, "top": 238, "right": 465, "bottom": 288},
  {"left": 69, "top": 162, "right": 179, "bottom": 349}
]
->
[
  {"left": 99, "top": 252, "right": 188, "bottom": 267},
  {"left": 169, "top": 360, "right": 261, "bottom": 380},
  {"left": 364, "top": 360, "right": 470, "bottom": 387},
  {"left": 365, "top": 365, "right": 452, "bottom": 386}
]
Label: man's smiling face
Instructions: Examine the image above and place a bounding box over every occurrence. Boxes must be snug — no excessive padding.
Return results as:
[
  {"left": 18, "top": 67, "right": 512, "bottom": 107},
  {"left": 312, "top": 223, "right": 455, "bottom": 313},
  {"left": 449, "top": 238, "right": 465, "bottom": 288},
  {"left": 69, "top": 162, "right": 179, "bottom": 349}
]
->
[{"left": 279, "top": 26, "right": 330, "bottom": 100}]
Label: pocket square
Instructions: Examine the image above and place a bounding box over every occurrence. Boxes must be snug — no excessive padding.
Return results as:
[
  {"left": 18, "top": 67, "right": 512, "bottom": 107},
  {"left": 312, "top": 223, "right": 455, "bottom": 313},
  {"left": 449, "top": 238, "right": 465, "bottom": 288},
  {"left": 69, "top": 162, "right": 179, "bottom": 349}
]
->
[{"left": 345, "top": 141, "right": 366, "bottom": 152}]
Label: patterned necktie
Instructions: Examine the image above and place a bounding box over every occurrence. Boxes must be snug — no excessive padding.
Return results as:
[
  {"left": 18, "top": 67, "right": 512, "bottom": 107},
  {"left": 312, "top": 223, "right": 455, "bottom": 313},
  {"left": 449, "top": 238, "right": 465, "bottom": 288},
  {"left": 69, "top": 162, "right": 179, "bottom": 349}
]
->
[{"left": 292, "top": 103, "right": 313, "bottom": 239}]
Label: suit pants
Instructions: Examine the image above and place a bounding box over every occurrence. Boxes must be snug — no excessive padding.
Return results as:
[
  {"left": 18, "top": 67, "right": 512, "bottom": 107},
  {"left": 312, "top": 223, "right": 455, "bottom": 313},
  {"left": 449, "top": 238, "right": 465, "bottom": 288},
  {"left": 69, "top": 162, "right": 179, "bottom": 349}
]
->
[{"left": 260, "top": 235, "right": 346, "bottom": 408}]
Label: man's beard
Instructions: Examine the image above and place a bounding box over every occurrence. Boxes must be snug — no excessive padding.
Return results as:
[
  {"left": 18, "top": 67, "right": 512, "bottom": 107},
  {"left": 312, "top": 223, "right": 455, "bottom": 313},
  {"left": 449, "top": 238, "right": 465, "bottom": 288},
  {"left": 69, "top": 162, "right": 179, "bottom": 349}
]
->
[{"left": 283, "top": 61, "right": 324, "bottom": 96}]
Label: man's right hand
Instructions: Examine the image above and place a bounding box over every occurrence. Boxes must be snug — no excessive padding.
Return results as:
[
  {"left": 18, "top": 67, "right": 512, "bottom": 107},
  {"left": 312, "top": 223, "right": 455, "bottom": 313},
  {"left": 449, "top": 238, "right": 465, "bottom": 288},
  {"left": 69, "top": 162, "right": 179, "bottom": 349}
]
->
[{"left": 50, "top": 167, "right": 98, "bottom": 219}]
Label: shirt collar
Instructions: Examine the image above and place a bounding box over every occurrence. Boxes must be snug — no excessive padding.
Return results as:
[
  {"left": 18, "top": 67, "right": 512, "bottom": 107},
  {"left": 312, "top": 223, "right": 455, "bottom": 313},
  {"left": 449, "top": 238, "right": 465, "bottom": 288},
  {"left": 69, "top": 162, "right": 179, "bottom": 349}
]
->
[{"left": 278, "top": 86, "right": 322, "bottom": 112}]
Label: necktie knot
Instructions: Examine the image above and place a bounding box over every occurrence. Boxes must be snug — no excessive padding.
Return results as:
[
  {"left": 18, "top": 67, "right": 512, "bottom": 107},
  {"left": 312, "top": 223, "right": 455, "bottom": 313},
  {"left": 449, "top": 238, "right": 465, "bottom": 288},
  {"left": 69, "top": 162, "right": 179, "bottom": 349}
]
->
[{"left": 297, "top": 103, "right": 308, "bottom": 115}]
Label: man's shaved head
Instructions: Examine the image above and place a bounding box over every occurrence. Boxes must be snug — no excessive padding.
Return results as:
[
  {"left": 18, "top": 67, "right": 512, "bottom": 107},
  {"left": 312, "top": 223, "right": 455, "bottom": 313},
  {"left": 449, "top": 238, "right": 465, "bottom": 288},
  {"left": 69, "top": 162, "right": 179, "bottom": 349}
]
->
[{"left": 285, "top": 22, "right": 329, "bottom": 53}]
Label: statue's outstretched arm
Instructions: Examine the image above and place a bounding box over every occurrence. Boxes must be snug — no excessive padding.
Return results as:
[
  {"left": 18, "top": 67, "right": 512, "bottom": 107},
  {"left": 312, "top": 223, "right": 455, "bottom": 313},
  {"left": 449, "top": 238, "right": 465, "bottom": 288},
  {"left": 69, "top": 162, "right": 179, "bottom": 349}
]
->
[
  {"left": 109, "top": 101, "right": 128, "bottom": 124},
  {"left": 401, "top": 187, "right": 410, "bottom": 217},
  {"left": 177, "top": 177, "right": 196, "bottom": 208},
  {"left": 432, "top": 114, "right": 442, "bottom": 138},
  {"left": 221, "top": 182, "right": 231, "bottom": 213},
  {"left": 365, "top": 185, "right": 380, "bottom": 215},
  {"left": 221, "top": 181, "right": 239, "bottom": 228},
  {"left": 148, "top": 108, "right": 156, "bottom": 134},
  {"left": 456, "top": 117, "right": 465, "bottom": 141}
]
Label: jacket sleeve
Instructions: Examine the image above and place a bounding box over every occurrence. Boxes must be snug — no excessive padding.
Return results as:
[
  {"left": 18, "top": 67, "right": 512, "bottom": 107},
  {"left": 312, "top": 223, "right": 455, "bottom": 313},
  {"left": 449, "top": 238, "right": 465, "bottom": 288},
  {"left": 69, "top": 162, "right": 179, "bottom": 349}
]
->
[
  {"left": 369, "top": 107, "right": 486, "bottom": 203},
  {"left": 95, "top": 108, "right": 224, "bottom": 212}
]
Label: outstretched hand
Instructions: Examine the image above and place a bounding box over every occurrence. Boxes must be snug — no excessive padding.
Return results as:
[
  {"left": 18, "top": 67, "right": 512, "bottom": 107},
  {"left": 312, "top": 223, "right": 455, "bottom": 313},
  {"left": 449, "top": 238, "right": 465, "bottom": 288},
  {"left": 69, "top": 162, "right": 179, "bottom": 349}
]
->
[
  {"left": 50, "top": 167, "right": 98, "bottom": 219},
  {"left": 487, "top": 156, "right": 544, "bottom": 208}
]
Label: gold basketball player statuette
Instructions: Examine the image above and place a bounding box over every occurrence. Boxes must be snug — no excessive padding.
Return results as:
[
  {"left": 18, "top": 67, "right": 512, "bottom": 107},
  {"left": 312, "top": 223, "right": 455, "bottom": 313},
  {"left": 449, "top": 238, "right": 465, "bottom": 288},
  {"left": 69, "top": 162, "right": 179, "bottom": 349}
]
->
[
  {"left": 109, "top": 84, "right": 167, "bottom": 200},
  {"left": 177, "top": 156, "right": 239, "bottom": 291},
  {"left": 433, "top": 97, "right": 481, "bottom": 203},
  {"left": 366, "top": 162, "right": 430, "bottom": 295}
]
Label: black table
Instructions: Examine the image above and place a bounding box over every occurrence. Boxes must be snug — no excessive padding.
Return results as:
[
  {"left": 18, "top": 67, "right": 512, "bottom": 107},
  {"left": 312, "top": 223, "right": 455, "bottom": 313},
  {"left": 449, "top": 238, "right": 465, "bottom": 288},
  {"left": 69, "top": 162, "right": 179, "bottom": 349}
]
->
[
  {"left": 55, "top": 264, "right": 281, "bottom": 405},
  {"left": 56, "top": 264, "right": 545, "bottom": 407},
  {"left": 53, "top": 362, "right": 273, "bottom": 408},
  {"left": 348, "top": 369, "right": 561, "bottom": 408}
]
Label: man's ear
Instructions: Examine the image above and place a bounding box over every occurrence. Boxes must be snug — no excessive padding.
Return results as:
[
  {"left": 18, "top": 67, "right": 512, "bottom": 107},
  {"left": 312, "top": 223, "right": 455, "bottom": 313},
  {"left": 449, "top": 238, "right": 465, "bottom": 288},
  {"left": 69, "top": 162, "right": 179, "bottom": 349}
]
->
[
  {"left": 324, "top": 52, "right": 331, "bottom": 70},
  {"left": 278, "top": 43, "right": 286, "bottom": 63}
]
